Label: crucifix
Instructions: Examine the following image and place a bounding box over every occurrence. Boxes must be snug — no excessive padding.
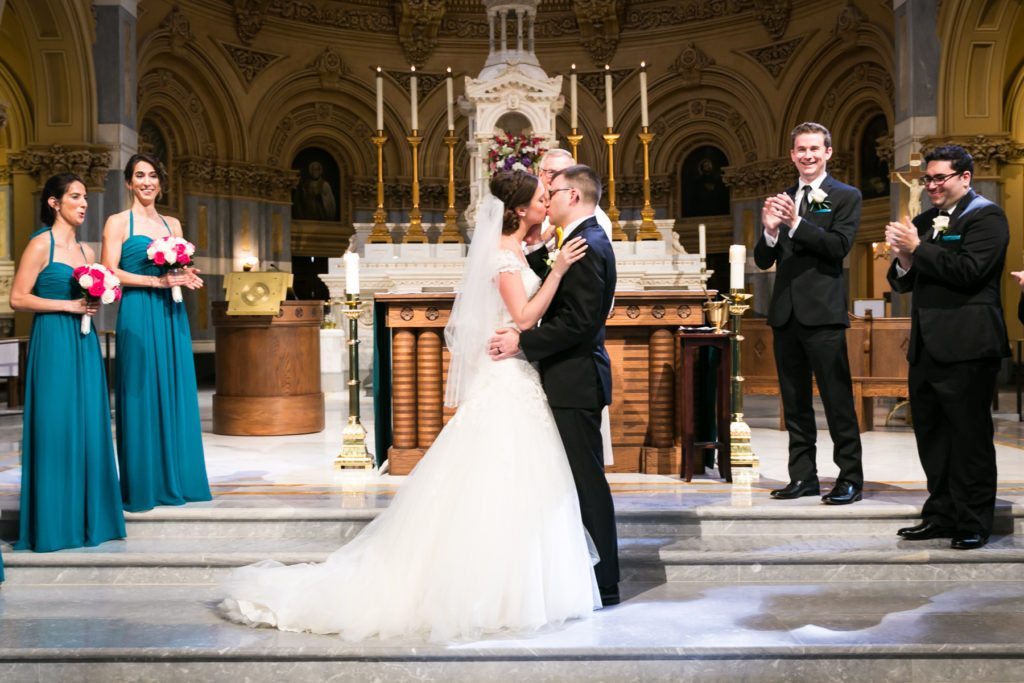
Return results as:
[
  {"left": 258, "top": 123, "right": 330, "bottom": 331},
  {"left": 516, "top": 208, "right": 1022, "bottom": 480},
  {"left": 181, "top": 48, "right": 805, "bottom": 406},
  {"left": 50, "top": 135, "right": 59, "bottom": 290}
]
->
[{"left": 890, "top": 152, "right": 925, "bottom": 219}]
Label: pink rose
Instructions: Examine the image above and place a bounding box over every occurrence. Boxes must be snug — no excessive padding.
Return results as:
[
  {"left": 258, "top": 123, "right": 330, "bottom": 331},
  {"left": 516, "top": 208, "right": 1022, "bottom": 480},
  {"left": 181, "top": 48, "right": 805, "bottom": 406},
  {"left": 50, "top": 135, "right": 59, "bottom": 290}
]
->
[
  {"left": 73, "top": 265, "right": 88, "bottom": 279},
  {"left": 153, "top": 251, "right": 166, "bottom": 266},
  {"left": 88, "top": 281, "right": 105, "bottom": 297}
]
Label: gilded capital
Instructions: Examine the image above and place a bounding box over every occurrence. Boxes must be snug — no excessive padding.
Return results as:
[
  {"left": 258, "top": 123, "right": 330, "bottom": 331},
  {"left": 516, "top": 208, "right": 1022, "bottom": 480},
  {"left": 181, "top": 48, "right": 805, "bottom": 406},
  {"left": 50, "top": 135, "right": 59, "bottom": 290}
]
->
[{"left": 8, "top": 144, "right": 112, "bottom": 189}]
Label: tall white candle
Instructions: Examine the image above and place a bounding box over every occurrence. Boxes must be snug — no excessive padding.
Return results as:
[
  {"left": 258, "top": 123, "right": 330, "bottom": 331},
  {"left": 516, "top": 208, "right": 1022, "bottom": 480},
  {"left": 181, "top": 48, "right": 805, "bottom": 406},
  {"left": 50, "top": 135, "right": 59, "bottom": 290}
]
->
[
  {"left": 728, "top": 244, "right": 746, "bottom": 291},
  {"left": 639, "top": 61, "right": 649, "bottom": 128},
  {"left": 698, "top": 223, "right": 707, "bottom": 259},
  {"left": 410, "top": 65, "right": 418, "bottom": 131},
  {"left": 344, "top": 251, "right": 360, "bottom": 295},
  {"left": 375, "top": 66, "right": 384, "bottom": 131},
  {"left": 604, "top": 64, "right": 614, "bottom": 129},
  {"left": 570, "top": 64, "right": 578, "bottom": 129},
  {"left": 445, "top": 67, "right": 454, "bottom": 131}
]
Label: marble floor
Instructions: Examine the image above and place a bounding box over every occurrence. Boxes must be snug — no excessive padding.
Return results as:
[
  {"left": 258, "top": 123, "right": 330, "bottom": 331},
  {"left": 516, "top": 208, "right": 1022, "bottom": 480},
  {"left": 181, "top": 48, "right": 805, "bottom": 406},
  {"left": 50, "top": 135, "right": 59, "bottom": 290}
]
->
[{"left": 0, "top": 391, "right": 1023, "bottom": 681}]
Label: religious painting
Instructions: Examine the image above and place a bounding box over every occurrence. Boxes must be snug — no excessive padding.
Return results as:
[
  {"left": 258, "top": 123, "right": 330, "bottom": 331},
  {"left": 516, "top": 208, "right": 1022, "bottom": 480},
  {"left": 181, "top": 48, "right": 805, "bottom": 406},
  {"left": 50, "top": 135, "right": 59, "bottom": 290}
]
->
[
  {"left": 291, "top": 147, "right": 341, "bottom": 222},
  {"left": 681, "top": 146, "right": 730, "bottom": 217},
  {"left": 859, "top": 114, "right": 890, "bottom": 200}
]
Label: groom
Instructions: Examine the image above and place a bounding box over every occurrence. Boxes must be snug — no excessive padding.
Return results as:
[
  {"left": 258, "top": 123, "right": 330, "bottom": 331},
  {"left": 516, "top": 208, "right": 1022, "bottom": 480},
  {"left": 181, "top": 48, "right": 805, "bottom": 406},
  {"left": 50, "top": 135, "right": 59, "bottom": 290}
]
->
[{"left": 489, "top": 164, "right": 620, "bottom": 606}]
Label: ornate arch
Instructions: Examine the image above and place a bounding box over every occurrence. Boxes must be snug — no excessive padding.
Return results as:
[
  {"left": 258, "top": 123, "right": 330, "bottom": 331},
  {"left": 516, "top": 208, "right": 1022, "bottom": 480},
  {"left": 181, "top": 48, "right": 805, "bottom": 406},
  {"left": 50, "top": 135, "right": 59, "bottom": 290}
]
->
[{"left": 137, "top": 24, "right": 246, "bottom": 160}]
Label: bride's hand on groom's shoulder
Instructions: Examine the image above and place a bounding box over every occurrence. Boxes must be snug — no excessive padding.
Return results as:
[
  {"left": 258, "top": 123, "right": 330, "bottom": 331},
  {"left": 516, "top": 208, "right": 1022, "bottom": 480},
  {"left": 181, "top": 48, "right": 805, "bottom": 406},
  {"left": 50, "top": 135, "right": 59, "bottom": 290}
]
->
[
  {"left": 551, "top": 237, "right": 588, "bottom": 277},
  {"left": 488, "top": 327, "right": 520, "bottom": 360}
]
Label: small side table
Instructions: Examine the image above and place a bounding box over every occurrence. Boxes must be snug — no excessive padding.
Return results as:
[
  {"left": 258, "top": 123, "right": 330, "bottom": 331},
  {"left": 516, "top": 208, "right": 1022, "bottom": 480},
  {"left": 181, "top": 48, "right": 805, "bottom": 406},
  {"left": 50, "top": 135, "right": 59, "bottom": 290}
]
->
[{"left": 676, "top": 330, "right": 732, "bottom": 482}]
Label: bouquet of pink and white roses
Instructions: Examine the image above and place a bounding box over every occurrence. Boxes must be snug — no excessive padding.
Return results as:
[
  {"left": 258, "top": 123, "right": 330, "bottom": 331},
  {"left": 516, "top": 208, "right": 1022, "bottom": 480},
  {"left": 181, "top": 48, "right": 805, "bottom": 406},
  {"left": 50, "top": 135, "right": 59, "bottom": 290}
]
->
[
  {"left": 146, "top": 235, "right": 196, "bottom": 303},
  {"left": 72, "top": 263, "right": 122, "bottom": 334}
]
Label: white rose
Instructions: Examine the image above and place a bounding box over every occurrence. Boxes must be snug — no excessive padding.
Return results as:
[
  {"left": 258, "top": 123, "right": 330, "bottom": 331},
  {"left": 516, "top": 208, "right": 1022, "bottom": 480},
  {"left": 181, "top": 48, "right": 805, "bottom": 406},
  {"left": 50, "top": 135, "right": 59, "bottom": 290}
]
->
[
  {"left": 932, "top": 214, "right": 950, "bottom": 231},
  {"left": 165, "top": 250, "right": 178, "bottom": 264},
  {"left": 810, "top": 188, "right": 828, "bottom": 204},
  {"left": 100, "top": 289, "right": 116, "bottom": 304},
  {"left": 109, "top": 275, "right": 121, "bottom": 288},
  {"left": 512, "top": 161, "right": 527, "bottom": 172},
  {"left": 78, "top": 274, "right": 94, "bottom": 288},
  {"left": 146, "top": 245, "right": 157, "bottom": 259}
]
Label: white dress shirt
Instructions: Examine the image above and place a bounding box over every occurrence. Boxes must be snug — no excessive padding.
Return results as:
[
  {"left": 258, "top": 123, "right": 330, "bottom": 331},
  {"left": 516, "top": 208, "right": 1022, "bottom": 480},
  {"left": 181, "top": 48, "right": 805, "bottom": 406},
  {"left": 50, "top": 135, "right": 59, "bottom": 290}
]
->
[{"left": 764, "top": 171, "right": 827, "bottom": 247}]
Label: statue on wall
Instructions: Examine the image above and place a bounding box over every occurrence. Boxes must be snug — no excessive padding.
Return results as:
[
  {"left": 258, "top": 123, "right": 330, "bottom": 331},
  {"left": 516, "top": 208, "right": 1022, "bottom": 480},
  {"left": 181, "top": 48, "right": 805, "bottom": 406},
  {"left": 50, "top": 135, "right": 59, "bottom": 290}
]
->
[{"left": 291, "top": 148, "right": 340, "bottom": 221}]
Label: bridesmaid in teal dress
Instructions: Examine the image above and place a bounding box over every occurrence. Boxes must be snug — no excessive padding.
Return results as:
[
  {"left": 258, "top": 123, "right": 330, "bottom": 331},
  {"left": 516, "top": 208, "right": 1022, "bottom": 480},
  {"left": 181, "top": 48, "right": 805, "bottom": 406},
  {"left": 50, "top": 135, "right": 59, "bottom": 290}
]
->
[
  {"left": 10, "top": 174, "right": 125, "bottom": 551},
  {"left": 101, "top": 153, "right": 210, "bottom": 512}
]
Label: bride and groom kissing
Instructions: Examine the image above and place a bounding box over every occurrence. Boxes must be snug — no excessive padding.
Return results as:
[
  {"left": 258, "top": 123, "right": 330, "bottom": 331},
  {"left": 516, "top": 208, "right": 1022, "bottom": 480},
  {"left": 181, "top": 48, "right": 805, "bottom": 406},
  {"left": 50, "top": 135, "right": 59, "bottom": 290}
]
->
[{"left": 219, "top": 163, "right": 620, "bottom": 641}]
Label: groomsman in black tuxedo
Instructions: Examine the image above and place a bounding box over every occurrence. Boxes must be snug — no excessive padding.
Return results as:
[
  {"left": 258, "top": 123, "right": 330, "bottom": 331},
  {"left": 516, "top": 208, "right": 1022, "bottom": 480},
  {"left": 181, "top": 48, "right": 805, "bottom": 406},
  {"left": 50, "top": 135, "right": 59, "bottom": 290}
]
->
[
  {"left": 489, "top": 165, "right": 620, "bottom": 605},
  {"left": 754, "top": 122, "right": 864, "bottom": 504},
  {"left": 886, "top": 145, "right": 1010, "bottom": 550}
]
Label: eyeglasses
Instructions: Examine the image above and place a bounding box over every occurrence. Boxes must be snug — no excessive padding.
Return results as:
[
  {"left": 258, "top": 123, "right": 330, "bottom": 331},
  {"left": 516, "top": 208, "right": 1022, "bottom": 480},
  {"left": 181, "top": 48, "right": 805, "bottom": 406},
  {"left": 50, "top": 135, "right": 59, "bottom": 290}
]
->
[
  {"left": 548, "top": 187, "right": 573, "bottom": 199},
  {"left": 538, "top": 167, "right": 555, "bottom": 176},
  {"left": 921, "top": 172, "right": 964, "bottom": 186}
]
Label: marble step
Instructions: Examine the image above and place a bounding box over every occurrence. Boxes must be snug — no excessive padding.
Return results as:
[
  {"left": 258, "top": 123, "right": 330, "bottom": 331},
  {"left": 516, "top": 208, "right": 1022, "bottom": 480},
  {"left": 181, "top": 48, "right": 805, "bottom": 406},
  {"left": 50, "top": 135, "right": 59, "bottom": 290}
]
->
[
  {"left": 4, "top": 501, "right": 1020, "bottom": 540},
  {"left": 1, "top": 582, "right": 1024, "bottom": 682},
  {"left": 659, "top": 533, "right": 1024, "bottom": 582}
]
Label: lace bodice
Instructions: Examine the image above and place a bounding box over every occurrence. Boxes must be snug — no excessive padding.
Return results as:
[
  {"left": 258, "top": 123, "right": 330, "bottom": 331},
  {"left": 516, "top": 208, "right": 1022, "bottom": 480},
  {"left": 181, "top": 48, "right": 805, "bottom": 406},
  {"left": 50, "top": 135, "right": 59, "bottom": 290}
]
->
[{"left": 492, "top": 249, "right": 541, "bottom": 329}]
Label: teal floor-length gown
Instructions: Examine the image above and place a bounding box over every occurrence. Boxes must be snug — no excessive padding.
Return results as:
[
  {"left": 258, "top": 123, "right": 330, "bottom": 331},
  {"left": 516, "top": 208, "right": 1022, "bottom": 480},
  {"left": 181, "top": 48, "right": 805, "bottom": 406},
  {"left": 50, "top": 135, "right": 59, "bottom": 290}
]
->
[
  {"left": 116, "top": 213, "right": 210, "bottom": 512},
  {"left": 16, "top": 229, "right": 126, "bottom": 552}
]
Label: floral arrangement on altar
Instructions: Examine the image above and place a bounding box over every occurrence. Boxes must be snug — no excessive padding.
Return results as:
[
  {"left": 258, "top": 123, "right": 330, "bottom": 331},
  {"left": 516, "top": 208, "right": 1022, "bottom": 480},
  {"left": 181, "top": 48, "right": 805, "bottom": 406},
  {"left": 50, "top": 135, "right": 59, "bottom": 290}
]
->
[
  {"left": 72, "top": 263, "right": 122, "bottom": 334},
  {"left": 486, "top": 132, "right": 547, "bottom": 175}
]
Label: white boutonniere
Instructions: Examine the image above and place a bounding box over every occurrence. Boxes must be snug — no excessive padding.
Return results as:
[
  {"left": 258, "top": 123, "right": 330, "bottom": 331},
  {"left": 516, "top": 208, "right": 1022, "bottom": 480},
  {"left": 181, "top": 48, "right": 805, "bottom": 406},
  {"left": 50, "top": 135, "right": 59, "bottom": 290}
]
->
[
  {"left": 544, "top": 226, "right": 565, "bottom": 268},
  {"left": 808, "top": 188, "right": 831, "bottom": 213},
  {"left": 932, "top": 214, "right": 950, "bottom": 232}
]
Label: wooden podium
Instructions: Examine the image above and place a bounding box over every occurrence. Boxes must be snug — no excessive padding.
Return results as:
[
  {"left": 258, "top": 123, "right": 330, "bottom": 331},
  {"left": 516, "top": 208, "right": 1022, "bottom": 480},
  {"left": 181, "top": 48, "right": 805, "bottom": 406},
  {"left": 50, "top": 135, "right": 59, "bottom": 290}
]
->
[{"left": 212, "top": 298, "right": 325, "bottom": 435}]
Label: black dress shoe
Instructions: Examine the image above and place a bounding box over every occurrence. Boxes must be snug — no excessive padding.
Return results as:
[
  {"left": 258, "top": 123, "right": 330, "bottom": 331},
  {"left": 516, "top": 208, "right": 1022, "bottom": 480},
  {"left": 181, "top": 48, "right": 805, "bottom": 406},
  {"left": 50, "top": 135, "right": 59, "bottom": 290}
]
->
[
  {"left": 897, "top": 521, "right": 956, "bottom": 540},
  {"left": 599, "top": 584, "right": 620, "bottom": 607},
  {"left": 951, "top": 533, "right": 989, "bottom": 550},
  {"left": 821, "top": 480, "right": 862, "bottom": 505},
  {"left": 770, "top": 479, "right": 820, "bottom": 499}
]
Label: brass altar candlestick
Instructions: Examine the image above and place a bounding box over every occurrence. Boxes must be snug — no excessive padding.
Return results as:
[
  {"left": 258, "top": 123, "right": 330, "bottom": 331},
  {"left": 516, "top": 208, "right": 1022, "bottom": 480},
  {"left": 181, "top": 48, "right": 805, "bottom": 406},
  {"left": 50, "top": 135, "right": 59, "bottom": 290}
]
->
[
  {"left": 404, "top": 131, "right": 427, "bottom": 243},
  {"left": 567, "top": 127, "right": 584, "bottom": 161},
  {"left": 603, "top": 129, "right": 627, "bottom": 241},
  {"left": 728, "top": 289, "right": 758, "bottom": 468},
  {"left": 637, "top": 126, "right": 660, "bottom": 240},
  {"left": 367, "top": 130, "right": 392, "bottom": 244},
  {"left": 334, "top": 293, "right": 374, "bottom": 469},
  {"left": 439, "top": 131, "right": 463, "bottom": 243}
]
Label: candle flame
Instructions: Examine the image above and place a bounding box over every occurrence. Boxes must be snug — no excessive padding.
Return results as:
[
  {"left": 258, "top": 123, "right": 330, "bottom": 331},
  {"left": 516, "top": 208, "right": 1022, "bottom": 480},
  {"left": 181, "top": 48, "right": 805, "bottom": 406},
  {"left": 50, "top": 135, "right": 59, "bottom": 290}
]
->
[
  {"left": 411, "top": 65, "right": 416, "bottom": 72},
  {"left": 446, "top": 66, "right": 452, "bottom": 74},
  {"left": 571, "top": 63, "right": 576, "bottom": 70},
  {"left": 641, "top": 61, "right": 646, "bottom": 69},
  {"left": 604, "top": 64, "right": 610, "bottom": 71}
]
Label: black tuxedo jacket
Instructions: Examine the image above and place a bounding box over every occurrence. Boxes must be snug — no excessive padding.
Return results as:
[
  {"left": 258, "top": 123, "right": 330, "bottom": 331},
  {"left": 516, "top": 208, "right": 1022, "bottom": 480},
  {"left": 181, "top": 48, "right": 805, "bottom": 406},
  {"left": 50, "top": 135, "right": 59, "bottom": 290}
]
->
[
  {"left": 887, "top": 189, "right": 1010, "bottom": 364},
  {"left": 753, "top": 174, "right": 861, "bottom": 328},
  {"left": 521, "top": 217, "right": 616, "bottom": 409}
]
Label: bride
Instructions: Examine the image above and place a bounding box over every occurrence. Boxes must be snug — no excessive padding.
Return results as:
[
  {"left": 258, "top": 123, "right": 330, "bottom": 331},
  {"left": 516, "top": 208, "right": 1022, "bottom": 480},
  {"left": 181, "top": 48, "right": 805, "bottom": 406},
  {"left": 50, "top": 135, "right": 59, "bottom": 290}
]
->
[{"left": 219, "top": 170, "right": 600, "bottom": 641}]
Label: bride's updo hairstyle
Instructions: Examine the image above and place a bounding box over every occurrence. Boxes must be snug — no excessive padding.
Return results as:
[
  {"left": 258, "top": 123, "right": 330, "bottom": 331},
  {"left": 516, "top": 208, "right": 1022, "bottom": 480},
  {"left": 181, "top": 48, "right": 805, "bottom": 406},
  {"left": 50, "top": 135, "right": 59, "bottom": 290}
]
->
[{"left": 489, "top": 170, "right": 539, "bottom": 235}]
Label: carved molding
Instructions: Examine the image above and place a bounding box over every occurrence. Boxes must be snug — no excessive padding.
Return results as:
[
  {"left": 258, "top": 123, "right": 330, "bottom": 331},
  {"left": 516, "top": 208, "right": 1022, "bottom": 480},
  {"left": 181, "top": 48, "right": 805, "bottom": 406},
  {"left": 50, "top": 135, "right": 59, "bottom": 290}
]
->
[
  {"left": 397, "top": 0, "right": 446, "bottom": 67},
  {"left": 577, "top": 67, "right": 634, "bottom": 105},
  {"left": 0, "top": 166, "right": 11, "bottom": 184},
  {"left": 218, "top": 41, "right": 284, "bottom": 87},
  {"left": 653, "top": 99, "right": 758, "bottom": 163},
  {"left": 0, "top": 101, "right": 7, "bottom": 130},
  {"left": 573, "top": 0, "right": 624, "bottom": 66},
  {"left": 740, "top": 36, "right": 804, "bottom": 80},
  {"left": 161, "top": 5, "right": 194, "bottom": 53},
  {"left": 832, "top": 0, "right": 866, "bottom": 44},
  {"left": 754, "top": 0, "right": 791, "bottom": 40},
  {"left": 311, "top": 47, "right": 350, "bottom": 90},
  {"left": 138, "top": 68, "right": 215, "bottom": 158},
  {"left": 8, "top": 145, "right": 112, "bottom": 189},
  {"left": 351, "top": 178, "right": 469, "bottom": 208},
  {"left": 624, "top": 0, "right": 755, "bottom": 31},
  {"left": 234, "top": 0, "right": 270, "bottom": 45},
  {"left": 267, "top": 0, "right": 395, "bottom": 33},
  {"left": 821, "top": 62, "right": 894, "bottom": 121},
  {"left": 921, "top": 134, "right": 1024, "bottom": 175},
  {"left": 668, "top": 43, "right": 714, "bottom": 87},
  {"left": 268, "top": 103, "right": 375, "bottom": 167},
  {"left": 177, "top": 157, "right": 299, "bottom": 202},
  {"left": 385, "top": 69, "right": 447, "bottom": 99},
  {"left": 723, "top": 158, "right": 795, "bottom": 199}
]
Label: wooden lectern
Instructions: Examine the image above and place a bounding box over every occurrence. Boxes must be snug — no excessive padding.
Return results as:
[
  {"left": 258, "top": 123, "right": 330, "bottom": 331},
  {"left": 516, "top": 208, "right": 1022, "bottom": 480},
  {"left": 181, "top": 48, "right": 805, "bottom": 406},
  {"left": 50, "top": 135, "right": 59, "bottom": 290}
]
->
[{"left": 212, "top": 272, "right": 325, "bottom": 435}]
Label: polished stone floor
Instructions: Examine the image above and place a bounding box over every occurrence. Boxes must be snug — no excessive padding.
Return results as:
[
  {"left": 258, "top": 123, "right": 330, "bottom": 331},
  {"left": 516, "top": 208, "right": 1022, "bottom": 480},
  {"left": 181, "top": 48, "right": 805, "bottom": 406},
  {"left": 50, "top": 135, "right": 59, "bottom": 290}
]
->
[{"left": 0, "top": 391, "right": 1023, "bottom": 681}]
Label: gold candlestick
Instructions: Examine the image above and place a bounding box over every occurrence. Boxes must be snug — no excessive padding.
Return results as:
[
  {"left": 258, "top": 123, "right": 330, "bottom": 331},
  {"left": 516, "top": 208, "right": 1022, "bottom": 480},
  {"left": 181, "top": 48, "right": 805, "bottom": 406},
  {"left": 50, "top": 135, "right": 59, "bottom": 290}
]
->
[
  {"left": 728, "top": 290, "right": 758, "bottom": 469},
  {"left": 566, "top": 127, "right": 583, "bottom": 161},
  {"left": 367, "top": 130, "right": 392, "bottom": 244},
  {"left": 637, "top": 127, "right": 660, "bottom": 240},
  {"left": 603, "top": 129, "right": 627, "bottom": 241},
  {"left": 404, "top": 131, "right": 427, "bottom": 243},
  {"left": 334, "top": 294, "right": 374, "bottom": 469},
  {"left": 439, "top": 131, "right": 462, "bottom": 243}
]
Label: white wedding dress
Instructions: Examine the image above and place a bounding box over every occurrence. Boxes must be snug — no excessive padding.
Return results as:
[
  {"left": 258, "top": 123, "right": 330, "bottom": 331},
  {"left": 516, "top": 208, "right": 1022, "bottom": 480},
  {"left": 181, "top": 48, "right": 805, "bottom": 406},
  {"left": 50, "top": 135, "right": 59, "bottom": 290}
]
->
[{"left": 219, "top": 250, "right": 600, "bottom": 641}]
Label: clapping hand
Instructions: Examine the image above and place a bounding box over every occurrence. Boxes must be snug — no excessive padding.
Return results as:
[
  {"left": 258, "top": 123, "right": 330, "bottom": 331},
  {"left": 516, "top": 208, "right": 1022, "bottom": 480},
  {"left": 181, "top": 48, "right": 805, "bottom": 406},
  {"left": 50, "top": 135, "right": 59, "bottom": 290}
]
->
[
  {"left": 1011, "top": 271, "right": 1024, "bottom": 290},
  {"left": 761, "top": 193, "right": 796, "bottom": 237}
]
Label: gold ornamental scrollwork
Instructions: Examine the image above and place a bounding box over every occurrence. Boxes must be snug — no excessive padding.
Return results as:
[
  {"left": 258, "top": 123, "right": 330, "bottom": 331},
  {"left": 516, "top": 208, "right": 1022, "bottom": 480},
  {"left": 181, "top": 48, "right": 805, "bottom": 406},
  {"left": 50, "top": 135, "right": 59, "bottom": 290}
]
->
[
  {"left": 397, "top": 0, "right": 447, "bottom": 67},
  {"left": 922, "top": 134, "right": 1024, "bottom": 175},
  {"left": 177, "top": 157, "right": 299, "bottom": 202},
  {"left": 9, "top": 144, "right": 112, "bottom": 190}
]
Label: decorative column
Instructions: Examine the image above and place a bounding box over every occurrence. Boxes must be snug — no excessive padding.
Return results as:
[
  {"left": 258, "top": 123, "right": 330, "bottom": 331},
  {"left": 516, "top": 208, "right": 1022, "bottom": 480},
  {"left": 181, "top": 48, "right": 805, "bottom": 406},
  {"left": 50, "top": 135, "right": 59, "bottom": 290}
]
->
[
  {"left": 392, "top": 330, "right": 418, "bottom": 449},
  {"left": 416, "top": 330, "right": 443, "bottom": 447},
  {"left": 92, "top": 0, "right": 138, "bottom": 235},
  {"left": 0, "top": 162, "right": 12, "bottom": 336}
]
